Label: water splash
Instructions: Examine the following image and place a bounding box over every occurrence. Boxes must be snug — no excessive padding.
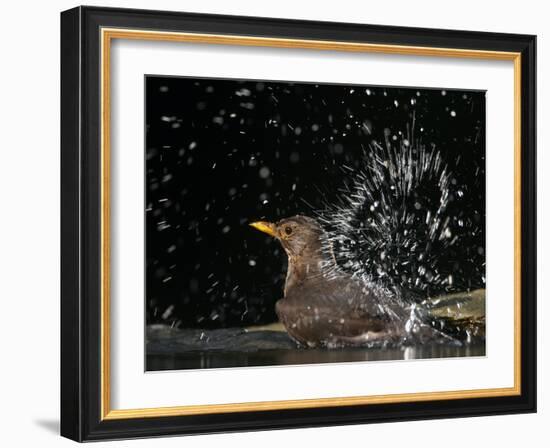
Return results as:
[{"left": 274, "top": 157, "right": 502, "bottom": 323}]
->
[{"left": 316, "top": 130, "right": 468, "bottom": 308}]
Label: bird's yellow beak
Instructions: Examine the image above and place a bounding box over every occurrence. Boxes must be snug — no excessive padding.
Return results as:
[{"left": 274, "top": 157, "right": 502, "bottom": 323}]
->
[{"left": 249, "top": 221, "right": 277, "bottom": 238}]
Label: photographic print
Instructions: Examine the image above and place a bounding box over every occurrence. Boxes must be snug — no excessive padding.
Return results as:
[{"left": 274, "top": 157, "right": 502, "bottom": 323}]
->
[{"left": 145, "top": 76, "right": 486, "bottom": 371}]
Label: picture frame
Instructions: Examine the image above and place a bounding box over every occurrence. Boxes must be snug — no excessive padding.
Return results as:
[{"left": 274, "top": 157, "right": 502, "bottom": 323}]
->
[{"left": 60, "top": 5, "right": 536, "bottom": 441}]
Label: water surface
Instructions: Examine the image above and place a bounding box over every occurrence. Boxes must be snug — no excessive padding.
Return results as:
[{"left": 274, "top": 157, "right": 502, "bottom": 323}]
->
[{"left": 146, "top": 326, "right": 485, "bottom": 371}]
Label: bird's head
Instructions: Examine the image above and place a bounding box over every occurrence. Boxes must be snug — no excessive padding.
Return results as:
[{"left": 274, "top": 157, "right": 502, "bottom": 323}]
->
[{"left": 249, "top": 215, "right": 324, "bottom": 259}]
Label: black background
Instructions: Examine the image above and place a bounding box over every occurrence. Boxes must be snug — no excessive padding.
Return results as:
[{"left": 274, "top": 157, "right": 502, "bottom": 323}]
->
[{"left": 145, "top": 76, "right": 485, "bottom": 329}]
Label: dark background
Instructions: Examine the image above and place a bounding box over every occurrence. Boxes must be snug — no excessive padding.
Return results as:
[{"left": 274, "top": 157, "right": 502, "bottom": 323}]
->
[{"left": 145, "top": 76, "right": 485, "bottom": 329}]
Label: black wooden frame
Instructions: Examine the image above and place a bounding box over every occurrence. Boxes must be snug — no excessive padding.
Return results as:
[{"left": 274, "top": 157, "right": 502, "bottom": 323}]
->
[{"left": 61, "top": 5, "right": 537, "bottom": 442}]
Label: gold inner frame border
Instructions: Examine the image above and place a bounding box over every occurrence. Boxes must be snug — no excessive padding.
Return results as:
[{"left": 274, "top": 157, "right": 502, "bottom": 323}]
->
[{"left": 99, "top": 27, "right": 522, "bottom": 420}]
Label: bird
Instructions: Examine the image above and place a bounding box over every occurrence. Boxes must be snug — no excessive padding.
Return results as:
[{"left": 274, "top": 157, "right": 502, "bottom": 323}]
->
[
  {"left": 248, "top": 139, "right": 485, "bottom": 348},
  {"left": 250, "top": 216, "right": 447, "bottom": 348}
]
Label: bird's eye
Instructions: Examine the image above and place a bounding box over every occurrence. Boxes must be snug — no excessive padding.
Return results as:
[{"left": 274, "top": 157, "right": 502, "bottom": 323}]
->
[{"left": 284, "top": 226, "right": 293, "bottom": 236}]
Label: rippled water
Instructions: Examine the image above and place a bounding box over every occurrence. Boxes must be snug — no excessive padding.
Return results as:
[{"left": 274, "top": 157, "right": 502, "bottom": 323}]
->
[{"left": 146, "top": 326, "right": 485, "bottom": 371}]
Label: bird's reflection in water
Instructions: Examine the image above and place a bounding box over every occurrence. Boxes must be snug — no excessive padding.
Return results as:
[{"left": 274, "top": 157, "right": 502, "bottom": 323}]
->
[{"left": 146, "top": 339, "right": 485, "bottom": 371}]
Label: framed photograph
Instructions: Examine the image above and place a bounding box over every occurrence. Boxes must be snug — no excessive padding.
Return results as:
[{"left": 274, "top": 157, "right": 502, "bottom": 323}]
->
[{"left": 61, "top": 6, "right": 536, "bottom": 441}]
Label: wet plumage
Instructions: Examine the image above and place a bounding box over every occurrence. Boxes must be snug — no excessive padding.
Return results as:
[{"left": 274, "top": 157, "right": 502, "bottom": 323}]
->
[
  {"left": 251, "top": 216, "right": 429, "bottom": 347},
  {"left": 250, "top": 214, "right": 483, "bottom": 348}
]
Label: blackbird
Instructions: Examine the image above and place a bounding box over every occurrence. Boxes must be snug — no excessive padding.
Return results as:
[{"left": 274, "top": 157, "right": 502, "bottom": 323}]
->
[
  {"left": 250, "top": 215, "right": 415, "bottom": 348},
  {"left": 248, "top": 139, "right": 485, "bottom": 348}
]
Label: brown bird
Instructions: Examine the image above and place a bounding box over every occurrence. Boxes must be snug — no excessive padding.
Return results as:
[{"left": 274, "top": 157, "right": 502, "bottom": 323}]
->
[{"left": 250, "top": 215, "right": 409, "bottom": 348}]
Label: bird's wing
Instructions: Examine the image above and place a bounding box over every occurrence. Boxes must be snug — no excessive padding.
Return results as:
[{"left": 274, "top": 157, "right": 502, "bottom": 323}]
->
[
  {"left": 278, "top": 277, "right": 396, "bottom": 340},
  {"left": 300, "top": 277, "right": 396, "bottom": 317}
]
